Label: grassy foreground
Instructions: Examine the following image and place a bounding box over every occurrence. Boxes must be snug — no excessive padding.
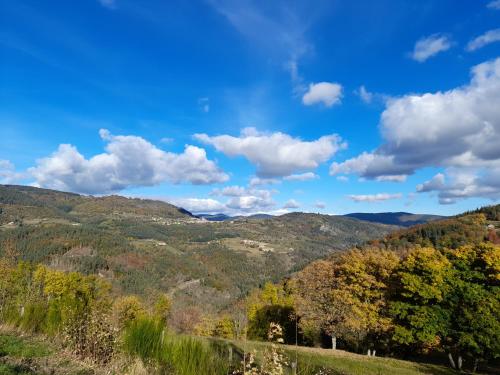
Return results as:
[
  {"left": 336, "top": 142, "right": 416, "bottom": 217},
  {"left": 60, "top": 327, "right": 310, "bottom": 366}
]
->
[
  {"left": 0, "top": 330, "right": 93, "bottom": 375},
  {"left": 0, "top": 329, "right": 463, "bottom": 375},
  {"left": 220, "top": 339, "right": 456, "bottom": 375}
]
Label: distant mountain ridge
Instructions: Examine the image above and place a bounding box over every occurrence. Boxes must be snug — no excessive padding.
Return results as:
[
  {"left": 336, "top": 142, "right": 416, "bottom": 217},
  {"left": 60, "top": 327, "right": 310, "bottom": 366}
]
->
[
  {"left": 197, "top": 213, "right": 273, "bottom": 221},
  {"left": 197, "top": 211, "right": 445, "bottom": 227},
  {"left": 344, "top": 211, "right": 445, "bottom": 227}
]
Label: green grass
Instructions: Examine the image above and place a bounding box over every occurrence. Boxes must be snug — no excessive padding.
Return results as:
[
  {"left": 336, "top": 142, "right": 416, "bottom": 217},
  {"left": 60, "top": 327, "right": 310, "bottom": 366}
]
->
[
  {"left": 0, "top": 334, "right": 50, "bottom": 359},
  {"left": 0, "top": 363, "right": 39, "bottom": 375},
  {"left": 0, "top": 334, "right": 49, "bottom": 375},
  {"left": 122, "top": 317, "right": 229, "bottom": 375},
  {"left": 0, "top": 363, "right": 41, "bottom": 375},
  {"left": 221, "top": 339, "right": 455, "bottom": 375},
  {"left": 0, "top": 332, "right": 93, "bottom": 375}
]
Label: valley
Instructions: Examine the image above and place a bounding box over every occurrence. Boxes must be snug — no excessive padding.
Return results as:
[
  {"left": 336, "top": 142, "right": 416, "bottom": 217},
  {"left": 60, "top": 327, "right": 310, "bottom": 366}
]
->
[{"left": 0, "top": 184, "right": 396, "bottom": 313}]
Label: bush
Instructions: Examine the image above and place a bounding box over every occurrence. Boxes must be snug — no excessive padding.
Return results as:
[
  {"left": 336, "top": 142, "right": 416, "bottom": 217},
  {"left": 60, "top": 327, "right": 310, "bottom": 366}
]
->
[
  {"left": 122, "top": 317, "right": 166, "bottom": 365},
  {"left": 122, "top": 317, "right": 229, "bottom": 375}
]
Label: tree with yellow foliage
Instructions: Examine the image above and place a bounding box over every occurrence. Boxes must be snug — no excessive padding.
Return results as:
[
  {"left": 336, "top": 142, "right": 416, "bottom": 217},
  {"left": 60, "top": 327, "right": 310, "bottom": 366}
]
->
[{"left": 294, "top": 248, "right": 399, "bottom": 352}]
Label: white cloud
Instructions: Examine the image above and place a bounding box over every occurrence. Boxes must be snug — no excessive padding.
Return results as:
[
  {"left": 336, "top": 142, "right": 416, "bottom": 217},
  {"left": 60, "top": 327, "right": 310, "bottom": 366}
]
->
[
  {"left": 348, "top": 193, "right": 403, "bottom": 202},
  {"left": 487, "top": 0, "right": 500, "bottom": 10},
  {"left": 283, "top": 199, "right": 300, "bottom": 209},
  {"left": 331, "top": 57, "right": 500, "bottom": 203},
  {"left": 205, "top": 184, "right": 277, "bottom": 214},
  {"left": 227, "top": 194, "right": 275, "bottom": 211},
  {"left": 212, "top": 185, "right": 247, "bottom": 197},
  {"left": 375, "top": 175, "right": 407, "bottom": 182},
  {"left": 336, "top": 175, "right": 348, "bottom": 182},
  {"left": 195, "top": 127, "right": 345, "bottom": 178},
  {"left": 249, "top": 176, "right": 281, "bottom": 187},
  {"left": 466, "top": 29, "right": 500, "bottom": 52},
  {"left": 417, "top": 169, "right": 500, "bottom": 204},
  {"left": 0, "top": 160, "right": 25, "bottom": 184},
  {"left": 302, "top": 82, "right": 343, "bottom": 107},
  {"left": 358, "top": 85, "right": 373, "bottom": 104},
  {"left": 283, "top": 172, "right": 318, "bottom": 181},
  {"left": 416, "top": 173, "right": 446, "bottom": 192},
  {"left": 411, "top": 34, "right": 452, "bottom": 62},
  {"left": 330, "top": 152, "right": 406, "bottom": 181},
  {"left": 29, "top": 129, "right": 228, "bottom": 194},
  {"left": 98, "top": 0, "right": 116, "bottom": 9},
  {"left": 314, "top": 201, "right": 326, "bottom": 209},
  {"left": 171, "top": 198, "right": 226, "bottom": 214}
]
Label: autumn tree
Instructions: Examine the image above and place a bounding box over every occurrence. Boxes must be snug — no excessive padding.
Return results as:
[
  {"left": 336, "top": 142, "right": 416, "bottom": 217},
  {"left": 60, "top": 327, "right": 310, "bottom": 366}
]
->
[
  {"left": 389, "top": 247, "right": 452, "bottom": 354},
  {"left": 294, "top": 248, "right": 399, "bottom": 351},
  {"left": 246, "top": 282, "right": 297, "bottom": 344},
  {"left": 442, "top": 244, "right": 500, "bottom": 371},
  {"left": 389, "top": 244, "right": 500, "bottom": 371}
]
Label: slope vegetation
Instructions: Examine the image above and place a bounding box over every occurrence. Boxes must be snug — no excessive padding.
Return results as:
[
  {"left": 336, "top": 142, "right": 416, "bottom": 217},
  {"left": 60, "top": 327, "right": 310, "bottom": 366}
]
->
[{"left": 0, "top": 184, "right": 395, "bottom": 312}]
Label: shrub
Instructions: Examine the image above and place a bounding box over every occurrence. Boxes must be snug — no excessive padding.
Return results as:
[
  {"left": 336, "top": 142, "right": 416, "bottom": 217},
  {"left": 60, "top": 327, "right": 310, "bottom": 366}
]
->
[
  {"left": 122, "top": 317, "right": 229, "bottom": 375},
  {"left": 122, "top": 317, "right": 166, "bottom": 365},
  {"left": 113, "top": 295, "right": 146, "bottom": 329}
]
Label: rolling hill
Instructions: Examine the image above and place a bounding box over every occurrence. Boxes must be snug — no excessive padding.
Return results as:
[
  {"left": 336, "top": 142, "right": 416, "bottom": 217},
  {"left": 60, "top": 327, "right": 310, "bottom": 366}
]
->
[
  {"left": 0, "top": 184, "right": 397, "bottom": 313},
  {"left": 344, "top": 211, "right": 445, "bottom": 227}
]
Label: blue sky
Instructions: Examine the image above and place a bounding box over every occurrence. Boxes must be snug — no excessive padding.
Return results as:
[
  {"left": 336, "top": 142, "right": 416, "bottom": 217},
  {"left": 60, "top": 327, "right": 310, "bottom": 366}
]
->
[{"left": 1, "top": 0, "right": 500, "bottom": 216}]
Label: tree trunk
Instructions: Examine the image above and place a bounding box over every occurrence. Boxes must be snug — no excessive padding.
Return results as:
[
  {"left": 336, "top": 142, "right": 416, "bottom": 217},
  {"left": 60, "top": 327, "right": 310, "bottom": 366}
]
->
[
  {"left": 448, "top": 353, "right": 456, "bottom": 369},
  {"left": 331, "top": 335, "right": 337, "bottom": 350},
  {"left": 457, "top": 356, "right": 463, "bottom": 371},
  {"left": 472, "top": 358, "right": 479, "bottom": 373},
  {"left": 367, "top": 349, "right": 371, "bottom": 356},
  {"left": 372, "top": 350, "right": 376, "bottom": 357}
]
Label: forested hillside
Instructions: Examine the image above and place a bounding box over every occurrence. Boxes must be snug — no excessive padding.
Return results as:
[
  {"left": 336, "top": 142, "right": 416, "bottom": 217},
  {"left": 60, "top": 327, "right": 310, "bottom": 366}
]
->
[
  {"left": 344, "top": 212, "right": 445, "bottom": 227},
  {"left": 0, "top": 184, "right": 395, "bottom": 316},
  {"left": 242, "top": 207, "right": 500, "bottom": 373},
  {"left": 1, "top": 190, "right": 498, "bottom": 374}
]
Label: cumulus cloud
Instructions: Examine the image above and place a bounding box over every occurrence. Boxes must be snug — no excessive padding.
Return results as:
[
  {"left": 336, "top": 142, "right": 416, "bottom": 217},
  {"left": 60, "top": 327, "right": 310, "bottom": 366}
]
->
[
  {"left": 283, "top": 172, "right": 318, "bottom": 181},
  {"left": 411, "top": 34, "right": 452, "bottom": 62},
  {"left": 417, "top": 169, "right": 500, "bottom": 204},
  {"left": 283, "top": 199, "right": 300, "bottom": 209},
  {"left": 331, "top": 57, "right": 500, "bottom": 203},
  {"left": 487, "top": 0, "right": 500, "bottom": 10},
  {"left": 416, "top": 173, "right": 446, "bottom": 192},
  {"left": 302, "top": 82, "right": 343, "bottom": 107},
  {"left": 348, "top": 193, "right": 403, "bottom": 202},
  {"left": 206, "top": 184, "right": 277, "bottom": 213},
  {"left": 29, "top": 129, "right": 228, "bottom": 194},
  {"left": 331, "top": 152, "right": 407, "bottom": 181},
  {"left": 170, "top": 198, "right": 226, "bottom": 213},
  {"left": 466, "top": 29, "right": 500, "bottom": 52},
  {"left": 227, "top": 194, "right": 274, "bottom": 211},
  {"left": 195, "top": 127, "right": 345, "bottom": 178}
]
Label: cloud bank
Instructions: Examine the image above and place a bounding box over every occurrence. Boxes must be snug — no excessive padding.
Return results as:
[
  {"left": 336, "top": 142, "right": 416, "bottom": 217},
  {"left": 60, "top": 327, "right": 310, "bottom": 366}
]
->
[
  {"left": 331, "top": 57, "right": 500, "bottom": 203},
  {"left": 195, "top": 127, "right": 345, "bottom": 178},
  {"left": 29, "top": 129, "right": 228, "bottom": 194}
]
